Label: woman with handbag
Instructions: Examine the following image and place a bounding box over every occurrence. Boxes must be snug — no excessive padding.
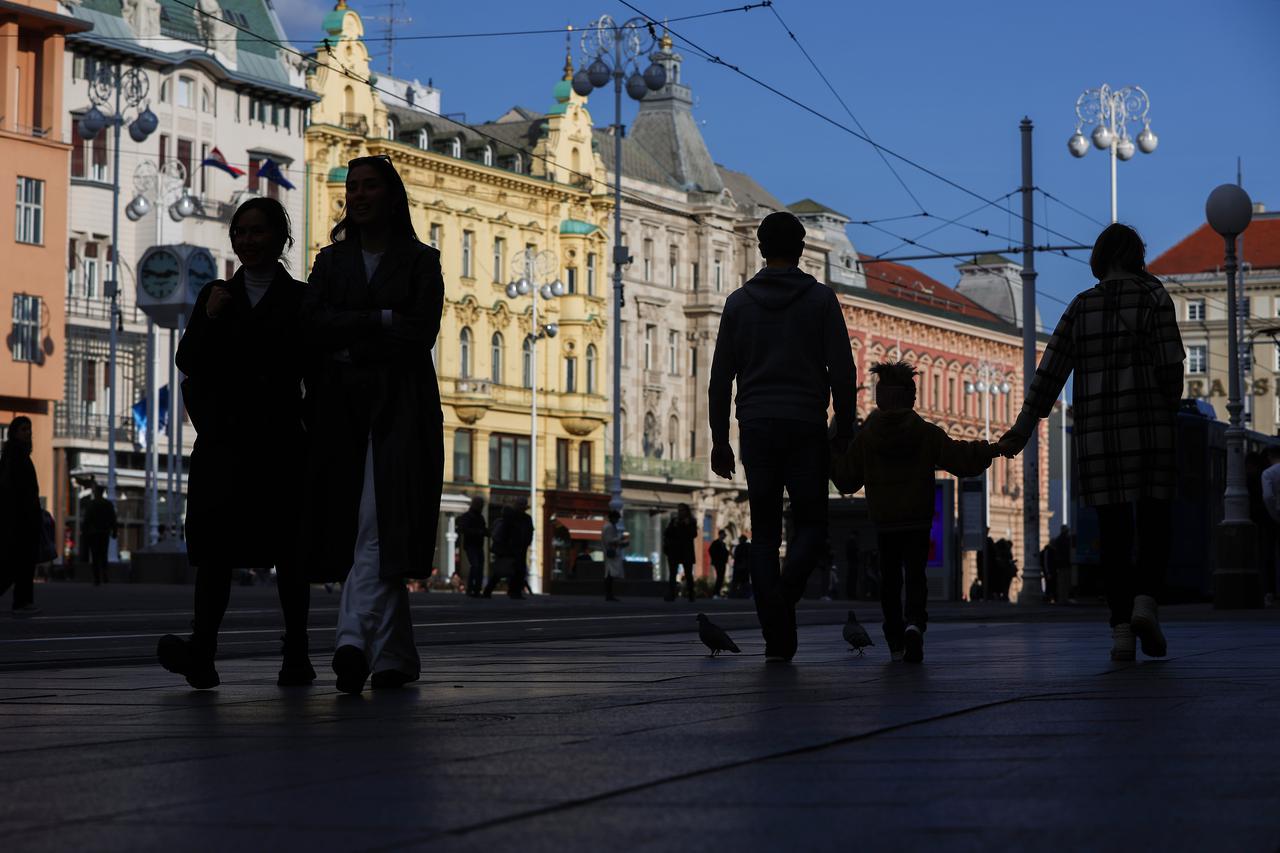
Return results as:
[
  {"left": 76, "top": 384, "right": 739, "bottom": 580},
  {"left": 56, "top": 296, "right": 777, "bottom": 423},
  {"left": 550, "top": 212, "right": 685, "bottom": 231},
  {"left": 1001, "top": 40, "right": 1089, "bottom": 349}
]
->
[{"left": 157, "top": 197, "right": 312, "bottom": 689}]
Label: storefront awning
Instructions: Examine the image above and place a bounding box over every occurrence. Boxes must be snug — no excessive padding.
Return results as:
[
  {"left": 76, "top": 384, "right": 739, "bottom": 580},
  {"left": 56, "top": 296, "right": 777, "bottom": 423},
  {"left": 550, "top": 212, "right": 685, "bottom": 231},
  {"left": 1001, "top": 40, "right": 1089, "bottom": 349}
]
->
[{"left": 555, "top": 517, "right": 606, "bottom": 540}]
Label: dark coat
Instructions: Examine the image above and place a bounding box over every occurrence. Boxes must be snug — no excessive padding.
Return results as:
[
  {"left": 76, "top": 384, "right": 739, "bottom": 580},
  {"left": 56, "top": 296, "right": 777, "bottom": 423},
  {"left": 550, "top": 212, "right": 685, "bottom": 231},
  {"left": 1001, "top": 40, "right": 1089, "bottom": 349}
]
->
[
  {"left": 1016, "top": 274, "right": 1184, "bottom": 506},
  {"left": 299, "top": 238, "right": 445, "bottom": 582},
  {"left": 0, "top": 446, "right": 41, "bottom": 565},
  {"left": 491, "top": 506, "right": 533, "bottom": 559},
  {"left": 663, "top": 515, "right": 698, "bottom": 564},
  {"left": 176, "top": 265, "right": 306, "bottom": 570},
  {"left": 709, "top": 537, "right": 729, "bottom": 567},
  {"left": 81, "top": 497, "right": 117, "bottom": 538},
  {"left": 456, "top": 508, "right": 488, "bottom": 550}
]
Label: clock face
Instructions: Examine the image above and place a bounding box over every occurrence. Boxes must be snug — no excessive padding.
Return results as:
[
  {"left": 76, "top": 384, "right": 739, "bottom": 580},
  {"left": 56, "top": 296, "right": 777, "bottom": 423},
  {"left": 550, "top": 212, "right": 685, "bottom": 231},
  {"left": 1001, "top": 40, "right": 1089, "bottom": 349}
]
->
[
  {"left": 139, "top": 249, "right": 180, "bottom": 301},
  {"left": 187, "top": 250, "right": 217, "bottom": 292}
]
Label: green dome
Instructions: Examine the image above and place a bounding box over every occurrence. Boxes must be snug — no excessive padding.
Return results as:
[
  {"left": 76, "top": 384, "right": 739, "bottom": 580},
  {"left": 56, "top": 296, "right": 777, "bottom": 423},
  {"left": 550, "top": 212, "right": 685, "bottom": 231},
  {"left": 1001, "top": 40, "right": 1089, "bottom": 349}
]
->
[
  {"left": 327, "top": 166, "right": 349, "bottom": 183},
  {"left": 321, "top": 9, "right": 347, "bottom": 35},
  {"left": 553, "top": 79, "right": 572, "bottom": 103},
  {"left": 560, "top": 219, "right": 598, "bottom": 236}
]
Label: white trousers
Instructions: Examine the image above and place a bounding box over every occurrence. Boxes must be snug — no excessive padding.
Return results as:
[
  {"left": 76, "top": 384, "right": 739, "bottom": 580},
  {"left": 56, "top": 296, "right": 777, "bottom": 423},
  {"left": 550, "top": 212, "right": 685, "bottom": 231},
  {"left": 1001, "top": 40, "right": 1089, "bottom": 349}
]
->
[{"left": 335, "top": 435, "right": 420, "bottom": 676}]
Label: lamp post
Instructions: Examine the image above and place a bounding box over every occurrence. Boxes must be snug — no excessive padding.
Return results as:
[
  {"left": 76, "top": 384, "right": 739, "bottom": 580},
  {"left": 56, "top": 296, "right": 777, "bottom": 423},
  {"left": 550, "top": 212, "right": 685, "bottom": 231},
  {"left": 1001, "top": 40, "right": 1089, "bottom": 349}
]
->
[
  {"left": 506, "top": 248, "right": 564, "bottom": 595},
  {"left": 571, "top": 15, "right": 668, "bottom": 519},
  {"left": 965, "top": 363, "right": 1012, "bottom": 525},
  {"left": 125, "top": 160, "right": 189, "bottom": 545},
  {"left": 78, "top": 63, "right": 158, "bottom": 516},
  {"left": 1206, "top": 183, "right": 1261, "bottom": 609},
  {"left": 1067, "top": 84, "right": 1157, "bottom": 223}
]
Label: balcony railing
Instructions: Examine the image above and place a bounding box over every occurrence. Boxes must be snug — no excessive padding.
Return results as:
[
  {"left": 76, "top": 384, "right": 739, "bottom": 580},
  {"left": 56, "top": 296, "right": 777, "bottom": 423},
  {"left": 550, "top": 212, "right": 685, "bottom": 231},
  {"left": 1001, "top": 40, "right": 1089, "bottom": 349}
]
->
[
  {"left": 341, "top": 112, "right": 370, "bottom": 135},
  {"left": 66, "top": 296, "right": 144, "bottom": 324},
  {"left": 54, "top": 404, "right": 137, "bottom": 445},
  {"left": 544, "top": 471, "right": 608, "bottom": 493},
  {"left": 606, "top": 454, "right": 705, "bottom": 482}
]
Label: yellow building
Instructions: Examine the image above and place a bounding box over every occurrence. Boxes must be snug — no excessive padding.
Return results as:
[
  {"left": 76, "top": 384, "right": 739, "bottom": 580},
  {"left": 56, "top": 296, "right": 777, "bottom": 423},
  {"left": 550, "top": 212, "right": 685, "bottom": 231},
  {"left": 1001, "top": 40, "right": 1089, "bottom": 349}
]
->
[{"left": 304, "top": 2, "right": 612, "bottom": 590}]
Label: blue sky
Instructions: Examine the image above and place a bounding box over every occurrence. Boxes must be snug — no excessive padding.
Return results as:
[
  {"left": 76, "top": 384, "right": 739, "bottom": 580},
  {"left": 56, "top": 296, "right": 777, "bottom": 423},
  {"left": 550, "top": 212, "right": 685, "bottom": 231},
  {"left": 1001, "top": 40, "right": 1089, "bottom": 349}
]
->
[{"left": 274, "top": 0, "right": 1280, "bottom": 329}]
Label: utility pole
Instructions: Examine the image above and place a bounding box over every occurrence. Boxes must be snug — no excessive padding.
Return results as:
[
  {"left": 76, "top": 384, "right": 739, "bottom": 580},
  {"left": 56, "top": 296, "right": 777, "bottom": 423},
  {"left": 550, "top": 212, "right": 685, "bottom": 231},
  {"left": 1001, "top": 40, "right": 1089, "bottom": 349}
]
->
[
  {"left": 366, "top": 0, "right": 412, "bottom": 76},
  {"left": 1016, "top": 117, "right": 1044, "bottom": 605}
]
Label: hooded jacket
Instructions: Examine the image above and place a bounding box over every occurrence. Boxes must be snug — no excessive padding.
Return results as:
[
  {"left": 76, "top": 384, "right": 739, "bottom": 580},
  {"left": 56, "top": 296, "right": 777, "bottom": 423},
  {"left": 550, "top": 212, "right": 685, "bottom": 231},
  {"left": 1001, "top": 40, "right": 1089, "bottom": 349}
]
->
[
  {"left": 708, "top": 267, "right": 855, "bottom": 446},
  {"left": 831, "top": 408, "right": 993, "bottom": 530}
]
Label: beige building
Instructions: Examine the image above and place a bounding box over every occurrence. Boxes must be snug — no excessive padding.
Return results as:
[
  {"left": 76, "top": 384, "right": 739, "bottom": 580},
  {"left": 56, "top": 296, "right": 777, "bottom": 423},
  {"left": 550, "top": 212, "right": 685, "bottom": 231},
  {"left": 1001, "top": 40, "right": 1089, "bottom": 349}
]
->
[
  {"left": 1152, "top": 206, "right": 1280, "bottom": 433},
  {"left": 304, "top": 2, "right": 612, "bottom": 590}
]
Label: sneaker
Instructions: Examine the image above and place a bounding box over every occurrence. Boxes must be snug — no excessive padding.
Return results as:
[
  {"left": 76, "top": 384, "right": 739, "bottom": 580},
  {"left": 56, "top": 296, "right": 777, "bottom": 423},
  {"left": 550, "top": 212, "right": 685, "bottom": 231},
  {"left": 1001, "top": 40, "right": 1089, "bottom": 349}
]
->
[
  {"left": 1130, "top": 595, "right": 1167, "bottom": 658},
  {"left": 156, "top": 634, "right": 220, "bottom": 690},
  {"left": 332, "top": 644, "right": 370, "bottom": 695},
  {"left": 1110, "top": 623, "right": 1136, "bottom": 662},
  {"left": 11, "top": 604, "right": 41, "bottom": 617},
  {"left": 903, "top": 625, "right": 924, "bottom": 664}
]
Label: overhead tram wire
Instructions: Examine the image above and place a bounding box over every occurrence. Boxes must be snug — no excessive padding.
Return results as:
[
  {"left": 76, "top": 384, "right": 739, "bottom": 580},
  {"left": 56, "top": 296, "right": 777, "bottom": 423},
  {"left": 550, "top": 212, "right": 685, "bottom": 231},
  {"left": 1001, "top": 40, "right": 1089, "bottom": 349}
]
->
[
  {"left": 1036, "top": 187, "right": 1108, "bottom": 228},
  {"left": 617, "top": 0, "right": 1098, "bottom": 252},
  {"left": 766, "top": 1, "right": 925, "bottom": 214},
  {"left": 47, "top": 3, "right": 776, "bottom": 44}
]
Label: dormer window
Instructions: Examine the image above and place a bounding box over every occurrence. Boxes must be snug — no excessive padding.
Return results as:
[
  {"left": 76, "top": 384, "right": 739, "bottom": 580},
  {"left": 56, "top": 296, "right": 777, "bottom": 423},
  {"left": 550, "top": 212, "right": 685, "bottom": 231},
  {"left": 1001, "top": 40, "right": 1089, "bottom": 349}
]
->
[
  {"left": 387, "top": 117, "right": 397, "bottom": 140},
  {"left": 450, "top": 137, "right": 461, "bottom": 158},
  {"left": 177, "top": 76, "right": 195, "bottom": 109},
  {"left": 416, "top": 129, "right": 428, "bottom": 149},
  {"left": 482, "top": 144, "right": 493, "bottom": 166}
]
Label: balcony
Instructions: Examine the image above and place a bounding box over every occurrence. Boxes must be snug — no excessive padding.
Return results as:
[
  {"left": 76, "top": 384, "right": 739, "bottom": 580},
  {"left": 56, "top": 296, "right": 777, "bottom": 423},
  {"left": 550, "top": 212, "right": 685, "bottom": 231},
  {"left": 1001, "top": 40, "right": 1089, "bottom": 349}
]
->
[
  {"left": 544, "top": 471, "right": 608, "bottom": 493},
  {"left": 341, "top": 112, "right": 370, "bottom": 135},
  {"left": 54, "top": 405, "right": 136, "bottom": 445},
  {"left": 606, "top": 454, "right": 705, "bottom": 483},
  {"left": 66, "top": 296, "right": 143, "bottom": 324}
]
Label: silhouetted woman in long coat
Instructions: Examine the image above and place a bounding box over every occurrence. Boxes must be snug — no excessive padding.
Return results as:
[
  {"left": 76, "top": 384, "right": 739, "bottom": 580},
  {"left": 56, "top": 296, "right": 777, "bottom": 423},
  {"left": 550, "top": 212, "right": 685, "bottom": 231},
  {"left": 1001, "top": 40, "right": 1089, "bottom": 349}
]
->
[
  {"left": 300, "top": 155, "right": 444, "bottom": 694},
  {"left": 1000, "top": 223, "right": 1184, "bottom": 661},
  {"left": 158, "top": 197, "right": 312, "bottom": 689}
]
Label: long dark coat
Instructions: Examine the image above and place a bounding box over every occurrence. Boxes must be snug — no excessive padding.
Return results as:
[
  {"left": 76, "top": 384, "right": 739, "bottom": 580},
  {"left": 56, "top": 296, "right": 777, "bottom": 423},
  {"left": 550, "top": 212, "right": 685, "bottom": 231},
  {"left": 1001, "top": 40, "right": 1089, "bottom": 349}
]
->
[
  {"left": 0, "top": 445, "right": 41, "bottom": 566},
  {"left": 1020, "top": 274, "right": 1184, "bottom": 506},
  {"left": 176, "top": 264, "right": 305, "bottom": 570},
  {"left": 663, "top": 515, "right": 698, "bottom": 565},
  {"left": 299, "top": 238, "right": 444, "bottom": 582}
]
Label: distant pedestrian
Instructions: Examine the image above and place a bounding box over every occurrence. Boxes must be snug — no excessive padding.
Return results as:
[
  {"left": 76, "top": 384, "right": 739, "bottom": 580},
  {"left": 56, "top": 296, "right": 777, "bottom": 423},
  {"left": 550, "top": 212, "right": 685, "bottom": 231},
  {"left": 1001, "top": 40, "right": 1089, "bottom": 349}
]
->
[
  {"left": 831, "top": 361, "right": 997, "bottom": 662},
  {"left": 157, "top": 197, "right": 312, "bottom": 690},
  {"left": 298, "top": 156, "right": 445, "bottom": 695},
  {"left": 968, "top": 576, "right": 984, "bottom": 603},
  {"left": 0, "top": 416, "right": 43, "bottom": 616},
  {"left": 81, "top": 485, "right": 117, "bottom": 586},
  {"left": 709, "top": 210, "right": 855, "bottom": 661},
  {"left": 485, "top": 496, "right": 534, "bottom": 599},
  {"left": 709, "top": 529, "right": 730, "bottom": 598},
  {"left": 662, "top": 505, "right": 698, "bottom": 602},
  {"left": 1000, "top": 223, "right": 1184, "bottom": 661},
  {"left": 731, "top": 535, "right": 752, "bottom": 598},
  {"left": 457, "top": 496, "right": 489, "bottom": 597},
  {"left": 601, "top": 510, "right": 628, "bottom": 602}
]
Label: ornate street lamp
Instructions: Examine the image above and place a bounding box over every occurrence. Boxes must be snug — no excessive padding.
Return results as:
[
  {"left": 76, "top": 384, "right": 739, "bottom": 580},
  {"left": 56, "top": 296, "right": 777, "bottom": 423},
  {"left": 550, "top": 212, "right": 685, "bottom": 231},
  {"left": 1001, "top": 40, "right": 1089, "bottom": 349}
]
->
[
  {"left": 1206, "top": 183, "right": 1261, "bottom": 608},
  {"left": 1068, "top": 84, "right": 1157, "bottom": 223},
  {"left": 505, "top": 248, "right": 565, "bottom": 594},
  {"left": 78, "top": 63, "right": 158, "bottom": 511},
  {"left": 571, "top": 15, "right": 668, "bottom": 520}
]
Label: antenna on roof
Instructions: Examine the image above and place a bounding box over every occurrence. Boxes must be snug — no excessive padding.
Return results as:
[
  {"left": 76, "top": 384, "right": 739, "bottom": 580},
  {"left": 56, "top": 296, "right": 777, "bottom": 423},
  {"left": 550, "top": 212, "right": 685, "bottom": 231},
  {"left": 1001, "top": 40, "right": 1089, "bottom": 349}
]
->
[
  {"left": 1237, "top": 156, "right": 1242, "bottom": 187},
  {"left": 366, "top": 0, "right": 412, "bottom": 76}
]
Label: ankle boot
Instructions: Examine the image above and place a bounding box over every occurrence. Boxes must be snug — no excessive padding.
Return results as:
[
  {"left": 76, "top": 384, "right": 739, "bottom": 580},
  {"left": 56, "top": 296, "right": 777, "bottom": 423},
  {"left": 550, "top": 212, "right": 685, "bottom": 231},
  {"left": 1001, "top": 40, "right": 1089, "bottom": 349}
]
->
[
  {"left": 1130, "top": 595, "right": 1167, "bottom": 657},
  {"left": 278, "top": 633, "right": 316, "bottom": 686}
]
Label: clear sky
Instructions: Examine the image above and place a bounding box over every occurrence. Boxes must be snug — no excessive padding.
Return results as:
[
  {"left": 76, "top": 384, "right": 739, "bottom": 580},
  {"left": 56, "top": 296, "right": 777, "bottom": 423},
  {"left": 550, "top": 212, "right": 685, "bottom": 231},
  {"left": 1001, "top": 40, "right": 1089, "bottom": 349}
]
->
[{"left": 273, "top": 0, "right": 1280, "bottom": 329}]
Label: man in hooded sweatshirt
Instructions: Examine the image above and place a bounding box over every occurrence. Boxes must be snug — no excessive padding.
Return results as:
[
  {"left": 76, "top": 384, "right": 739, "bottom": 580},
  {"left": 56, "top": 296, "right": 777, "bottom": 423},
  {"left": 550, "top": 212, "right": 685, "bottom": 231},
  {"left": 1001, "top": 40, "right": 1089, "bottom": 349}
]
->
[
  {"left": 830, "top": 361, "right": 998, "bottom": 663},
  {"left": 709, "top": 211, "right": 855, "bottom": 661}
]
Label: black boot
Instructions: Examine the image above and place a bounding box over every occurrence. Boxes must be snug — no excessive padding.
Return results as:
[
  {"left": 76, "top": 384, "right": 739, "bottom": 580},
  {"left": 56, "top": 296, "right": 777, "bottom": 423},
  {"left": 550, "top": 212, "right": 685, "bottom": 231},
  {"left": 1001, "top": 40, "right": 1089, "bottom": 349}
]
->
[
  {"left": 332, "top": 645, "right": 369, "bottom": 695},
  {"left": 604, "top": 576, "right": 619, "bottom": 602},
  {"left": 277, "top": 634, "right": 316, "bottom": 687},
  {"left": 157, "top": 634, "right": 220, "bottom": 690}
]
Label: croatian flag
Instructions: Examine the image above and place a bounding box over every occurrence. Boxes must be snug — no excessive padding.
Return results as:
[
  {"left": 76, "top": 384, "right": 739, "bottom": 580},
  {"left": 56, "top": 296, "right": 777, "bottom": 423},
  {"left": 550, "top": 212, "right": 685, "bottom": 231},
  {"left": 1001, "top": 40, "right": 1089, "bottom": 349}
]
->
[
  {"left": 200, "top": 147, "right": 245, "bottom": 178},
  {"left": 257, "top": 158, "right": 296, "bottom": 191}
]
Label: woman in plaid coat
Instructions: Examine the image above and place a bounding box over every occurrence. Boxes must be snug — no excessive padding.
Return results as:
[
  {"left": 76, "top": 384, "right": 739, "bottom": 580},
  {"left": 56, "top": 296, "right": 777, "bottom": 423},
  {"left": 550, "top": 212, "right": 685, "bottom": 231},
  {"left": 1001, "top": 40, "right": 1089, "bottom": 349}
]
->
[{"left": 1000, "top": 224, "right": 1184, "bottom": 662}]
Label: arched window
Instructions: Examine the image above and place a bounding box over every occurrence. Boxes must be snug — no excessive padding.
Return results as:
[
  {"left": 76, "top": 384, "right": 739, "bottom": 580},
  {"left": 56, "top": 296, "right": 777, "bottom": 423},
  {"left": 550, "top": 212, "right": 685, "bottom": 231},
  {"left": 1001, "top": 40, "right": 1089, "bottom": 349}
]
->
[
  {"left": 386, "top": 117, "right": 397, "bottom": 140},
  {"left": 459, "top": 326, "right": 472, "bottom": 378},
  {"left": 343, "top": 84, "right": 354, "bottom": 114},
  {"left": 668, "top": 415, "right": 679, "bottom": 459},
  {"left": 450, "top": 137, "right": 461, "bottom": 158},
  {"left": 490, "top": 332, "right": 504, "bottom": 384},
  {"left": 570, "top": 146, "right": 581, "bottom": 175},
  {"left": 482, "top": 144, "right": 493, "bottom": 166},
  {"left": 416, "top": 128, "right": 429, "bottom": 149},
  {"left": 521, "top": 336, "right": 533, "bottom": 388},
  {"left": 585, "top": 344, "right": 597, "bottom": 394},
  {"left": 159, "top": 79, "right": 170, "bottom": 103},
  {"left": 565, "top": 355, "right": 577, "bottom": 393}
]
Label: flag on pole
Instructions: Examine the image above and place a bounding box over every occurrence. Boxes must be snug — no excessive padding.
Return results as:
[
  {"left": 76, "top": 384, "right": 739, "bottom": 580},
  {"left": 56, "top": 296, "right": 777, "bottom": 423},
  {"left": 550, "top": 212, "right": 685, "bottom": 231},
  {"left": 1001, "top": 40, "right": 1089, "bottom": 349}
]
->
[
  {"left": 200, "top": 147, "right": 245, "bottom": 178},
  {"left": 257, "top": 158, "right": 295, "bottom": 190},
  {"left": 131, "top": 385, "right": 170, "bottom": 450}
]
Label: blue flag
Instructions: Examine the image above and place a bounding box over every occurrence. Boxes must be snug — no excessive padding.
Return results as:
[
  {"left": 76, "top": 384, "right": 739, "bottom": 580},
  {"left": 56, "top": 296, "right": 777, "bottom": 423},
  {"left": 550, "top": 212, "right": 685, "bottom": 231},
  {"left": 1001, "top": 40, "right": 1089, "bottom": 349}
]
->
[
  {"left": 257, "top": 158, "right": 295, "bottom": 190},
  {"left": 131, "top": 385, "right": 169, "bottom": 449}
]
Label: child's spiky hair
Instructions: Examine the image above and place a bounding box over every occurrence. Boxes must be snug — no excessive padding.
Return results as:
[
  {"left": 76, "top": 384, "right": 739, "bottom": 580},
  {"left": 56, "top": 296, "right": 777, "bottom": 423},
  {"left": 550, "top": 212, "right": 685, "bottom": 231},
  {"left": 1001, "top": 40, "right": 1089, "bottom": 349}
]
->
[{"left": 870, "top": 360, "right": 918, "bottom": 390}]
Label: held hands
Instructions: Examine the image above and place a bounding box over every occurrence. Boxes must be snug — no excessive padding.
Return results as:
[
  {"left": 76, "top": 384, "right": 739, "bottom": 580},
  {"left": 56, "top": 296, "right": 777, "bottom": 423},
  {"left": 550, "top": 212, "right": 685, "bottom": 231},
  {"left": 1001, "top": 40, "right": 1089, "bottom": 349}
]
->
[
  {"left": 711, "top": 443, "right": 736, "bottom": 480},
  {"left": 996, "top": 428, "right": 1028, "bottom": 458},
  {"left": 206, "top": 285, "right": 233, "bottom": 319}
]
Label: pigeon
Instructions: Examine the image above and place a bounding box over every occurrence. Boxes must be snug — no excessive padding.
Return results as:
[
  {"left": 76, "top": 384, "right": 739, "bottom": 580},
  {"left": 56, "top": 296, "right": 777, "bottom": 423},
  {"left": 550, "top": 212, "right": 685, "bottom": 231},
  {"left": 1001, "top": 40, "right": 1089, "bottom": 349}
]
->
[
  {"left": 697, "top": 613, "right": 741, "bottom": 657},
  {"left": 843, "top": 611, "right": 874, "bottom": 655}
]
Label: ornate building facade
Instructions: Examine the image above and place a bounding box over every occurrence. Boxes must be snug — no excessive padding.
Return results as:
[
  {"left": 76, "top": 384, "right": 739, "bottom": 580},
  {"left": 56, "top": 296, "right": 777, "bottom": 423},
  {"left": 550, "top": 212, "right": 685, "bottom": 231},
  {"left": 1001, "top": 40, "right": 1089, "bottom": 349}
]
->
[{"left": 304, "top": 2, "right": 612, "bottom": 589}]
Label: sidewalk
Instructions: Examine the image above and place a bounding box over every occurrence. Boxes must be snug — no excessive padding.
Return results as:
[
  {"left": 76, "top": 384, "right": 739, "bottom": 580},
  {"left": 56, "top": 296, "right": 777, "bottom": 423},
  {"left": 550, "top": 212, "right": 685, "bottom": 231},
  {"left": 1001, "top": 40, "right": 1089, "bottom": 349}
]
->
[{"left": 1, "top": 608, "right": 1277, "bottom": 851}]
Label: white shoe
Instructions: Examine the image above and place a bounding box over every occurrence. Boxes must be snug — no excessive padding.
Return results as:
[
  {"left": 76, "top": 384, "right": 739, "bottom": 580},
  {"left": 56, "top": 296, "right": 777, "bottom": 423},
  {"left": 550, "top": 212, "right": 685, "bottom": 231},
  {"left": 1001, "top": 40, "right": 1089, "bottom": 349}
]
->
[
  {"left": 1110, "top": 623, "right": 1135, "bottom": 662},
  {"left": 1130, "top": 595, "right": 1167, "bottom": 657}
]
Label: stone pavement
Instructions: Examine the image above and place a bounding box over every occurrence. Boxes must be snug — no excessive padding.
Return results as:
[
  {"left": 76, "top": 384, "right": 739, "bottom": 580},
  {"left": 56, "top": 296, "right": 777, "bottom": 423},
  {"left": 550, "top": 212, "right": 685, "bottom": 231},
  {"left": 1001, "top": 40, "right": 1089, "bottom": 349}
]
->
[{"left": 1, "top": 607, "right": 1278, "bottom": 851}]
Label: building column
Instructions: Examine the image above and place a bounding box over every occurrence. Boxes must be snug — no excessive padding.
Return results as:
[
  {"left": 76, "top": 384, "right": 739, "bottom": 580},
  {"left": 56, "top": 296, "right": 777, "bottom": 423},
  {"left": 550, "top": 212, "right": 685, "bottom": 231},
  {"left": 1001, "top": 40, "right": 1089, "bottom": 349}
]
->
[
  {"left": 39, "top": 32, "right": 64, "bottom": 137},
  {"left": 444, "top": 512, "right": 457, "bottom": 582},
  {"left": 0, "top": 21, "right": 18, "bottom": 132}
]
